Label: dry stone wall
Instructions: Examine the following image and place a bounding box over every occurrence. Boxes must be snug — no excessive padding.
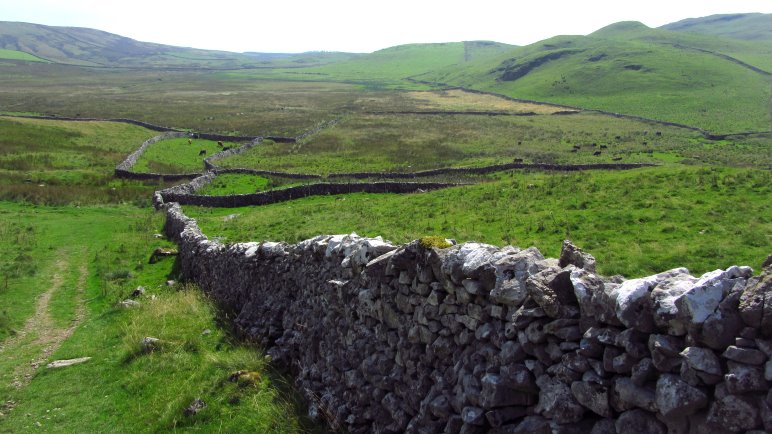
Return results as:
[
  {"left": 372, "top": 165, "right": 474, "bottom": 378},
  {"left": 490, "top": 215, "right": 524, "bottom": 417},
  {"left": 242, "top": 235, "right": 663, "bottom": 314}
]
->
[
  {"left": 154, "top": 179, "right": 460, "bottom": 208},
  {"left": 164, "top": 202, "right": 772, "bottom": 434}
]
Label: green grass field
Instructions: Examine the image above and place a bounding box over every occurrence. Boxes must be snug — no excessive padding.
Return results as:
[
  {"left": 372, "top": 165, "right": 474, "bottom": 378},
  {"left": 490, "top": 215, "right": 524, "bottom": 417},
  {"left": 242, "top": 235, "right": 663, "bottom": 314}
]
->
[
  {"left": 133, "top": 137, "right": 224, "bottom": 174},
  {"left": 0, "top": 117, "right": 172, "bottom": 205},
  {"left": 184, "top": 167, "right": 771, "bottom": 278},
  {"left": 0, "top": 49, "right": 48, "bottom": 63},
  {"left": 197, "top": 174, "right": 274, "bottom": 195},
  {"left": 216, "top": 111, "right": 769, "bottom": 174}
]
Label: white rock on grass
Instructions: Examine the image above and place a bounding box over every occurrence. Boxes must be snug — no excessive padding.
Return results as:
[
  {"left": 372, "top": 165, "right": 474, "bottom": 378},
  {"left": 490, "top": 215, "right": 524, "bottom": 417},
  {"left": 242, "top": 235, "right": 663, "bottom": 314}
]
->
[{"left": 46, "top": 357, "right": 91, "bottom": 369}]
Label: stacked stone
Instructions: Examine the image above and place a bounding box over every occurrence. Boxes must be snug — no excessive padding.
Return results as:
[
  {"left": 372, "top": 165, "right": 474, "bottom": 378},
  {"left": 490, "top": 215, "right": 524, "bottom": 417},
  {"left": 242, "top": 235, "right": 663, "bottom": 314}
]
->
[{"left": 164, "top": 203, "right": 771, "bottom": 433}]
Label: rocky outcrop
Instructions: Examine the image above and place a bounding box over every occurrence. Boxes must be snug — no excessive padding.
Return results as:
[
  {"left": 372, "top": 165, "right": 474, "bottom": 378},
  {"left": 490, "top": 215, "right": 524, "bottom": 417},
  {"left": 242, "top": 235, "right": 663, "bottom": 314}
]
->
[{"left": 163, "top": 203, "right": 771, "bottom": 433}]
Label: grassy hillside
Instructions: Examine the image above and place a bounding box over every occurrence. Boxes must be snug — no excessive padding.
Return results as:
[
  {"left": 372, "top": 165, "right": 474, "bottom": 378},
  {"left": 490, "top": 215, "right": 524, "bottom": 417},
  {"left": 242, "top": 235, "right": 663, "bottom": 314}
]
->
[
  {"left": 418, "top": 23, "right": 772, "bottom": 134},
  {"left": 287, "top": 41, "right": 515, "bottom": 88},
  {"left": 0, "top": 21, "right": 353, "bottom": 69},
  {"left": 662, "top": 13, "right": 772, "bottom": 41}
]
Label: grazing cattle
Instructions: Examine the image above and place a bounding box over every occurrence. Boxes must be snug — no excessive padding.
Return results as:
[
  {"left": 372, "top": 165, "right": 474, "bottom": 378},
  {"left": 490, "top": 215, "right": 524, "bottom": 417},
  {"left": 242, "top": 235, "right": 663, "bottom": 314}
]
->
[
  {"left": 593, "top": 151, "right": 602, "bottom": 156},
  {"left": 572, "top": 145, "right": 581, "bottom": 150},
  {"left": 615, "top": 135, "right": 622, "bottom": 140},
  {"left": 198, "top": 149, "right": 207, "bottom": 156},
  {"left": 513, "top": 158, "right": 524, "bottom": 163},
  {"left": 643, "top": 141, "right": 648, "bottom": 146},
  {"left": 600, "top": 144, "right": 608, "bottom": 149},
  {"left": 217, "top": 141, "right": 223, "bottom": 147},
  {"left": 527, "top": 184, "right": 535, "bottom": 189},
  {"left": 655, "top": 131, "right": 662, "bottom": 136},
  {"left": 517, "top": 141, "right": 522, "bottom": 145},
  {"left": 570, "top": 148, "right": 578, "bottom": 153}
]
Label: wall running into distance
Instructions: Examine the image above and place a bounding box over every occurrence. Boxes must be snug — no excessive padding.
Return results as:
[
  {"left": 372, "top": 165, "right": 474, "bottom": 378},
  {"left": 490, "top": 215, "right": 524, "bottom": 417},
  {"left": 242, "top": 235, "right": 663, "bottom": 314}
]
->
[{"left": 163, "top": 202, "right": 772, "bottom": 434}]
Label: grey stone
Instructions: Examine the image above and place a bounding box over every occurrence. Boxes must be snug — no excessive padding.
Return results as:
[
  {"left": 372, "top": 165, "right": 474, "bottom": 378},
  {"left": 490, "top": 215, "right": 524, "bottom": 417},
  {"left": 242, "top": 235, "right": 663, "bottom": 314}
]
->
[
  {"left": 724, "top": 361, "right": 767, "bottom": 394},
  {"left": 707, "top": 394, "right": 761, "bottom": 432},
  {"left": 739, "top": 269, "right": 770, "bottom": 330},
  {"left": 696, "top": 288, "right": 744, "bottom": 350},
  {"left": 462, "top": 278, "right": 485, "bottom": 296},
  {"left": 766, "top": 360, "right": 772, "bottom": 382},
  {"left": 485, "top": 407, "right": 528, "bottom": 428},
  {"left": 569, "top": 268, "right": 605, "bottom": 318},
  {"left": 559, "top": 240, "right": 597, "bottom": 273},
  {"left": 571, "top": 380, "right": 611, "bottom": 417},
  {"left": 535, "top": 375, "right": 585, "bottom": 424},
  {"left": 461, "top": 406, "right": 486, "bottom": 426},
  {"left": 611, "top": 352, "right": 639, "bottom": 374},
  {"left": 615, "top": 409, "right": 666, "bottom": 434},
  {"left": 499, "top": 341, "right": 526, "bottom": 365},
  {"left": 526, "top": 267, "right": 579, "bottom": 318},
  {"left": 648, "top": 334, "right": 684, "bottom": 372},
  {"left": 722, "top": 345, "right": 766, "bottom": 365},
  {"left": 679, "top": 346, "right": 722, "bottom": 386},
  {"left": 631, "top": 358, "right": 656, "bottom": 386},
  {"left": 610, "top": 377, "right": 656, "bottom": 413},
  {"left": 497, "top": 415, "right": 551, "bottom": 434},
  {"left": 480, "top": 374, "right": 521, "bottom": 408},
  {"left": 611, "top": 268, "right": 690, "bottom": 333},
  {"left": 655, "top": 374, "right": 708, "bottom": 417},
  {"left": 590, "top": 418, "right": 617, "bottom": 434},
  {"left": 500, "top": 364, "right": 538, "bottom": 394}
]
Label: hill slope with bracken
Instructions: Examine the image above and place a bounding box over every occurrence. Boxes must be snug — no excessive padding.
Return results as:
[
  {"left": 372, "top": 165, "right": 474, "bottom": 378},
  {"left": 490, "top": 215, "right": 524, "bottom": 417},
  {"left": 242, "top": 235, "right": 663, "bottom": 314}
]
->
[{"left": 416, "top": 21, "right": 772, "bottom": 134}]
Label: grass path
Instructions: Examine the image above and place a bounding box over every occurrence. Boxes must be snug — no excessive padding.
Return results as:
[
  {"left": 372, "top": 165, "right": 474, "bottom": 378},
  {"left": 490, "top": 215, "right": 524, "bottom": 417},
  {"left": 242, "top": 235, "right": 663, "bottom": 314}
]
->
[{"left": 0, "top": 254, "right": 87, "bottom": 413}]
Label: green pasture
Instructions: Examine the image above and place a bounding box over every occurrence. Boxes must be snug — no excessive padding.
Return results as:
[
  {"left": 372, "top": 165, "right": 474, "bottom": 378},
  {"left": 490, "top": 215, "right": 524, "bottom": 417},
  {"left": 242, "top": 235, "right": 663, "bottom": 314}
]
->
[
  {"left": 197, "top": 174, "right": 274, "bottom": 195},
  {"left": 0, "top": 49, "right": 48, "bottom": 63},
  {"left": 132, "top": 137, "right": 223, "bottom": 174},
  {"left": 217, "top": 112, "right": 765, "bottom": 175},
  {"left": 0, "top": 117, "right": 170, "bottom": 205},
  {"left": 185, "top": 167, "right": 771, "bottom": 278}
]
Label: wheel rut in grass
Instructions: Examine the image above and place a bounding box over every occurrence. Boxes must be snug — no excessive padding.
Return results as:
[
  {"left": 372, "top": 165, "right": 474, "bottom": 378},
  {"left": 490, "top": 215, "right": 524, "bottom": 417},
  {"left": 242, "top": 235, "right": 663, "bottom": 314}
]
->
[{"left": 0, "top": 257, "right": 88, "bottom": 392}]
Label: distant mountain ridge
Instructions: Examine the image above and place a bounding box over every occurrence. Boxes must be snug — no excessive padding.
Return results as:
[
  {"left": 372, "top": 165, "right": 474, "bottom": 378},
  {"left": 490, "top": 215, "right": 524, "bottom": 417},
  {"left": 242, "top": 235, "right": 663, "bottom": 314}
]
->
[
  {"left": 662, "top": 13, "right": 772, "bottom": 41},
  {"left": 0, "top": 21, "right": 357, "bottom": 68}
]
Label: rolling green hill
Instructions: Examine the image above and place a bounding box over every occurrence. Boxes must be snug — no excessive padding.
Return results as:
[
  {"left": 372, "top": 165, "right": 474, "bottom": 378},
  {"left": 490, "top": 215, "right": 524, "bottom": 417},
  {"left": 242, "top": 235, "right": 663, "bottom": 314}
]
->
[
  {"left": 300, "top": 41, "right": 516, "bottom": 87},
  {"left": 0, "top": 21, "right": 356, "bottom": 69},
  {"left": 418, "top": 22, "right": 772, "bottom": 134},
  {"left": 662, "top": 13, "right": 772, "bottom": 41}
]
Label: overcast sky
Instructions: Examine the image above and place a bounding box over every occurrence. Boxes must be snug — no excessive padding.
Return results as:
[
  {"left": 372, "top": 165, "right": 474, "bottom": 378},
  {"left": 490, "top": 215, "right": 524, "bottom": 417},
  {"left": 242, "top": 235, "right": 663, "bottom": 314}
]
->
[{"left": 1, "top": 0, "right": 771, "bottom": 53}]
